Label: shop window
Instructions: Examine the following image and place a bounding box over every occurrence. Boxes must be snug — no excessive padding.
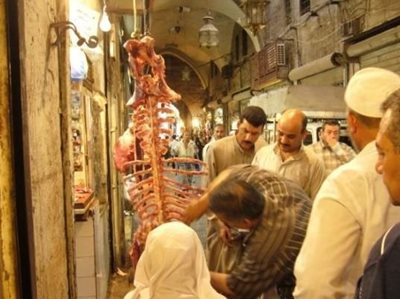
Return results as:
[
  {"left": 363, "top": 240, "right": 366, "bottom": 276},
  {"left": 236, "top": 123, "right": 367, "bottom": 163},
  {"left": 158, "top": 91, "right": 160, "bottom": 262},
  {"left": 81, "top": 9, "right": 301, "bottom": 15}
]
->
[{"left": 300, "top": 0, "right": 310, "bottom": 16}]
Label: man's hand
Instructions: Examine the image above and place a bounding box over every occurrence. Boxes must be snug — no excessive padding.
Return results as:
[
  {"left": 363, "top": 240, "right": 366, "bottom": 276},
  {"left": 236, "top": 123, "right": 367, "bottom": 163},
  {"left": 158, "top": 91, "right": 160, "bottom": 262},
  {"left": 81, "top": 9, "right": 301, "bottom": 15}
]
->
[
  {"left": 210, "top": 272, "right": 234, "bottom": 297},
  {"left": 182, "top": 201, "right": 201, "bottom": 224},
  {"left": 184, "top": 167, "right": 234, "bottom": 224},
  {"left": 182, "top": 192, "right": 209, "bottom": 224}
]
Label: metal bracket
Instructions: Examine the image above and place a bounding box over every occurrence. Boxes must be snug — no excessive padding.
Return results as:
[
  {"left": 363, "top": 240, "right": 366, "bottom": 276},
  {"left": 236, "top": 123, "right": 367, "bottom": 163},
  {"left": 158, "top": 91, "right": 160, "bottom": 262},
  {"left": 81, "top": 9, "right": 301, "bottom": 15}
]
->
[{"left": 50, "top": 21, "right": 99, "bottom": 48}]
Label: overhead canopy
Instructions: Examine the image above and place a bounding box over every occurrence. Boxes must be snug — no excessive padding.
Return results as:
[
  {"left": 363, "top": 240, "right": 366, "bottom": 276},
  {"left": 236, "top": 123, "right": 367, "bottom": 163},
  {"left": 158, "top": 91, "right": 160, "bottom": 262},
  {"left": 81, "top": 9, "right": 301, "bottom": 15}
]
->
[
  {"left": 288, "top": 52, "right": 345, "bottom": 81},
  {"left": 250, "top": 85, "right": 347, "bottom": 118}
]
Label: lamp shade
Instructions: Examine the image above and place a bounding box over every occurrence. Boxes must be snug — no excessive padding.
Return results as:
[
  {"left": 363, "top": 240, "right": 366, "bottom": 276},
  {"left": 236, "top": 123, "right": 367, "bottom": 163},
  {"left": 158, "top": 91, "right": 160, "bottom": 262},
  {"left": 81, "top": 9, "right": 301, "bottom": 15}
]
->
[
  {"left": 245, "top": 0, "right": 268, "bottom": 34},
  {"left": 199, "top": 14, "right": 219, "bottom": 47}
]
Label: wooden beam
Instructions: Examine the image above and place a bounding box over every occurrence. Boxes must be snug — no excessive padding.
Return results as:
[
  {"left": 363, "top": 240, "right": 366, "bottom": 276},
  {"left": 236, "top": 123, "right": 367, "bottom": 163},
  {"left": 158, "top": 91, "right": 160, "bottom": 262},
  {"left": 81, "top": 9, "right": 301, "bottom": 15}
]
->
[{"left": 107, "top": 6, "right": 144, "bottom": 15}]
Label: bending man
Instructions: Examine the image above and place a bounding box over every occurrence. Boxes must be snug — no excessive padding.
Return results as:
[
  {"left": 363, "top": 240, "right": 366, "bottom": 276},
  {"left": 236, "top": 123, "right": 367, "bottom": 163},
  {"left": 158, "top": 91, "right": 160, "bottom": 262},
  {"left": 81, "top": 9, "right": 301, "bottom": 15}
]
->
[{"left": 185, "top": 164, "right": 312, "bottom": 299}]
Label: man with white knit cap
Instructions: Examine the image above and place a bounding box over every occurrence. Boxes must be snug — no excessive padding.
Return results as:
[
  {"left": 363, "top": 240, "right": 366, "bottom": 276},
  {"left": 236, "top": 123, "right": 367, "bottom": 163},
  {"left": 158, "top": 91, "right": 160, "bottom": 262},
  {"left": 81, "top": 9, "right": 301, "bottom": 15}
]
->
[{"left": 293, "top": 67, "right": 400, "bottom": 299}]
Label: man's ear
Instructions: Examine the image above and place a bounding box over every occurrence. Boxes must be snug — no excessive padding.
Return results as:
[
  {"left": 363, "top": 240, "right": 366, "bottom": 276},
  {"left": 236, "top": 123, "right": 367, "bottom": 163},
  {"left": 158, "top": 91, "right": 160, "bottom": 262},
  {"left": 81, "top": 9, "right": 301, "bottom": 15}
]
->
[
  {"left": 301, "top": 130, "right": 308, "bottom": 141},
  {"left": 347, "top": 112, "right": 357, "bottom": 134}
]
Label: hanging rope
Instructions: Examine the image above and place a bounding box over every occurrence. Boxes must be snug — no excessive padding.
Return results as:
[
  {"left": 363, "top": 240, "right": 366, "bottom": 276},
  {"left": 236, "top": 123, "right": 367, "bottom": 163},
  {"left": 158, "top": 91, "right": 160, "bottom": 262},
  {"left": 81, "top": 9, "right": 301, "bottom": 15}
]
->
[
  {"left": 131, "top": 0, "right": 138, "bottom": 37},
  {"left": 143, "top": 0, "right": 148, "bottom": 36}
]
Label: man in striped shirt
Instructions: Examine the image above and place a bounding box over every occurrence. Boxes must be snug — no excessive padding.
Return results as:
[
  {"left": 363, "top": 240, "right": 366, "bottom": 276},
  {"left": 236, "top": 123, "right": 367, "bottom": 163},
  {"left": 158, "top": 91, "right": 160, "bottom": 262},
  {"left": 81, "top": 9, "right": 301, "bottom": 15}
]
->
[{"left": 187, "top": 164, "right": 312, "bottom": 299}]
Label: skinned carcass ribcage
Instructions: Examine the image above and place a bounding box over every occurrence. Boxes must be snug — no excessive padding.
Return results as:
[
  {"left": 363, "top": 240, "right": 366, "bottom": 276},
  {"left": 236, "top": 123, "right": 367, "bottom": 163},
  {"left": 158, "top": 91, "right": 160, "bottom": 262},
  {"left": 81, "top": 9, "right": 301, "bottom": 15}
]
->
[{"left": 114, "top": 36, "right": 207, "bottom": 264}]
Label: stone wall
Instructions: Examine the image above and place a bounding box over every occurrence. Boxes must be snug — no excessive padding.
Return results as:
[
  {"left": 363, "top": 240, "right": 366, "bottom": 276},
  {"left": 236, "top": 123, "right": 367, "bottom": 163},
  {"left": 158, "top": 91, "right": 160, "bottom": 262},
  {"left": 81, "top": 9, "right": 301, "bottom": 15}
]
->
[
  {"left": 266, "top": 0, "right": 400, "bottom": 68},
  {"left": 19, "top": 0, "right": 70, "bottom": 297}
]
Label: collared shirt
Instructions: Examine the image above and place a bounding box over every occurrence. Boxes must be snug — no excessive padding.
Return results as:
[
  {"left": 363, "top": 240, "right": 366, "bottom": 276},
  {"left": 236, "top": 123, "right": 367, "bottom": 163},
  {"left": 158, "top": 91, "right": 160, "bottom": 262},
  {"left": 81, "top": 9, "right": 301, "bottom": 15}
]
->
[
  {"left": 174, "top": 140, "right": 198, "bottom": 158},
  {"left": 308, "top": 140, "right": 356, "bottom": 174},
  {"left": 208, "top": 165, "right": 312, "bottom": 299},
  {"left": 252, "top": 143, "right": 326, "bottom": 199},
  {"left": 169, "top": 139, "right": 180, "bottom": 155},
  {"left": 293, "top": 142, "right": 400, "bottom": 299},
  {"left": 202, "top": 137, "right": 216, "bottom": 162},
  {"left": 205, "top": 135, "right": 266, "bottom": 183}
]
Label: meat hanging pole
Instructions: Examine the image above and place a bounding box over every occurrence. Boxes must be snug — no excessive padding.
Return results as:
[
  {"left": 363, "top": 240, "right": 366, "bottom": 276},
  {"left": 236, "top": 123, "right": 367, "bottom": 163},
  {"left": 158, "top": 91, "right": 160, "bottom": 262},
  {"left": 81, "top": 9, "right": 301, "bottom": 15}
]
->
[{"left": 113, "top": 35, "right": 208, "bottom": 270}]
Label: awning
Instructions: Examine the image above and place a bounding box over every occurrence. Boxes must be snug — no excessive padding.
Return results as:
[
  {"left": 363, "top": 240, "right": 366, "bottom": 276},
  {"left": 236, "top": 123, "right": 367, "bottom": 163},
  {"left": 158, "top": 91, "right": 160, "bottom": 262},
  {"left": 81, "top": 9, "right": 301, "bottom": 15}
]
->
[
  {"left": 250, "top": 85, "right": 347, "bottom": 118},
  {"left": 288, "top": 52, "right": 345, "bottom": 81},
  {"left": 346, "top": 24, "right": 400, "bottom": 57}
]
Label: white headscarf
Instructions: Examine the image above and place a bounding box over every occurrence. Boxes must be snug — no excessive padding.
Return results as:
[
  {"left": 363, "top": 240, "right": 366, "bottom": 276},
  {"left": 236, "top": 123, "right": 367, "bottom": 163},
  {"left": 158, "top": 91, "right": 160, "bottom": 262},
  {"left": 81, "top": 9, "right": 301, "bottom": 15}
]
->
[{"left": 124, "top": 221, "right": 225, "bottom": 299}]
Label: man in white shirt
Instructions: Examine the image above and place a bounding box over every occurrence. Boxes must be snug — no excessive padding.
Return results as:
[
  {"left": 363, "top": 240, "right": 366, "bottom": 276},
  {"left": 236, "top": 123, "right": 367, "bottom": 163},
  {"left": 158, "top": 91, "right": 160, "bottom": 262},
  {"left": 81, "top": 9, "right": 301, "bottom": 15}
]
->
[
  {"left": 252, "top": 108, "right": 326, "bottom": 199},
  {"left": 294, "top": 67, "right": 400, "bottom": 299},
  {"left": 202, "top": 124, "right": 225, "bottom": 161}
]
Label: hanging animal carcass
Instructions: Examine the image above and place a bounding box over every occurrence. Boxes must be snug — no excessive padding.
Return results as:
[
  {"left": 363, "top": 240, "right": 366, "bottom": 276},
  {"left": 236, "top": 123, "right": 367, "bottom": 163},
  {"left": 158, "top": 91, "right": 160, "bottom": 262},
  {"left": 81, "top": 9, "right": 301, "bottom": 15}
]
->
[{"left": 114, "top": 35, "right": 207, "bottom": 266}]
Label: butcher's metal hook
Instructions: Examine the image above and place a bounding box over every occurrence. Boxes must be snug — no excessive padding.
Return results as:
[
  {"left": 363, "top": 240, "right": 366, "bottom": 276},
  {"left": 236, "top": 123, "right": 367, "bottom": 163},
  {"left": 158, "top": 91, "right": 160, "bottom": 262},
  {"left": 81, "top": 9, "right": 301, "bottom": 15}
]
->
[{"left": 50, "top": 21, "right": 99, "bottom": 48}]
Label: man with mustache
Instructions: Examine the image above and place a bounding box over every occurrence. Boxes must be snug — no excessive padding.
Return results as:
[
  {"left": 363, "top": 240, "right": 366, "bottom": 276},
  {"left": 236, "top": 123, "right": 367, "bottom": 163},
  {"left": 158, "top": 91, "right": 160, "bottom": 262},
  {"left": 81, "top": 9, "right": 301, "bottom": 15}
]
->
[
  {"left": 205, "top": 106, "right": 267, "bottom": 183},
  {"left": 252, "top": 108, "right": 326, "bottom": 199}
]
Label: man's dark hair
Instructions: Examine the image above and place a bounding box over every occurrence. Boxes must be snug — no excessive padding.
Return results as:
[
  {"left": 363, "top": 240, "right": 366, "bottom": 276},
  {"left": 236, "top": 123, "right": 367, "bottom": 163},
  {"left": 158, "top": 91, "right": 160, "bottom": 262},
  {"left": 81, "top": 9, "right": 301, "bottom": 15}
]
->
[
  {"left": 381, "top": 89, "right": 400, "bottom": 153},
  {"left": 239, "top": 106, "right": 267, "bottom": 128},
  {"left": 322, "top": 120, "right": 340, "bottom": 131},
  {"left": 209, "top": 178, "right": 265, "bottom": 221}
]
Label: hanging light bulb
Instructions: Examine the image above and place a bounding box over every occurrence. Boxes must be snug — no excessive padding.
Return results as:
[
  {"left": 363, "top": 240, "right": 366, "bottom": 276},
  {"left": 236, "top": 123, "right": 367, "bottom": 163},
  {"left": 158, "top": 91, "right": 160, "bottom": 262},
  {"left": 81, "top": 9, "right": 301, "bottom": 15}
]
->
[{"left": 99, "top": 5, "right": 112, "bottom": 32}]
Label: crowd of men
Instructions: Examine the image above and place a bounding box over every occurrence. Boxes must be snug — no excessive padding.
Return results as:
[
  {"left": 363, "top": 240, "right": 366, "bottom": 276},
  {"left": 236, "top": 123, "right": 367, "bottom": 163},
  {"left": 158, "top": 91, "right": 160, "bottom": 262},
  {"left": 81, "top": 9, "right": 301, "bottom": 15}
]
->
[{"left": 125, "top": 67, "right": 400, "bottom": 299}]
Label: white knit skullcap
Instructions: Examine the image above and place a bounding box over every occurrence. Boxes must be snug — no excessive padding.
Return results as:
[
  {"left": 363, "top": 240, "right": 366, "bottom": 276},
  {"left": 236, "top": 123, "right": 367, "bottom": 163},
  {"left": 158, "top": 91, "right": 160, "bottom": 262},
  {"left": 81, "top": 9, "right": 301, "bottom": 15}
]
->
[{"left": 345, "top": 67, "right": 400, "bottom": 118}]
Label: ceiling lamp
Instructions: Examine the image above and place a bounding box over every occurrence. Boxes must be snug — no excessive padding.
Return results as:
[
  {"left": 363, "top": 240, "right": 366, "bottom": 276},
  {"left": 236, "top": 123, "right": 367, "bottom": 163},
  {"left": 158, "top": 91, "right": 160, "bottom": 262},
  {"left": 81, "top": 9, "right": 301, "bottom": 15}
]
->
[
  {"left": 244, "top": 0, "right": 268, "bottom": 34},
  {"left": 199, "top": 12, "right": 219, "bottom": 48}
]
